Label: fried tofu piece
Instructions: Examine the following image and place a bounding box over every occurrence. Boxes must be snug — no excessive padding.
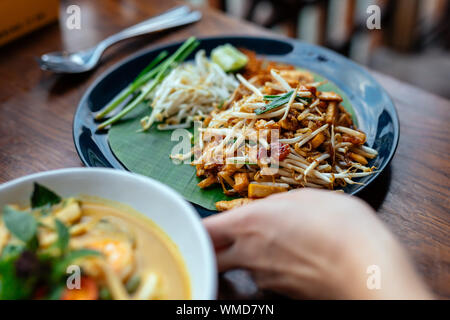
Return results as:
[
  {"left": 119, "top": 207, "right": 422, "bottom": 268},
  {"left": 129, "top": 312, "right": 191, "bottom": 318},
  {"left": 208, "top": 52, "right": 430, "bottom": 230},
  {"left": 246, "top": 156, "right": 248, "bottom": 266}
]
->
[
  {"left": 38, "top": 230, "right": 58, "bottom": 248},
  {"left": 325, "top": 102, "right": 337, "bottom": 124},
  {"left": 54, "top": 200, "right": 82, "bottom": 225},
  {"left": 248, "top": 183, "right": 288, "bottom": 198},
  {"left": 279, "top": 114, "right": 298, "bottom": 131},
  {"left": 279, "top": 69, "right": 315, "bottom": 84},
  {"left": 310, "top": 132, "right": 326, "bottom": 149},
  {"left": 216, "top": 198, "right": 254, "bottom": 211},
  {"left": 197, "top": 175, "right": 217, "bottom": 189},
  {"left": 318, "top": 91, "right": 343, "bottom": 102},
  {"left": 233, "top": 172, "right": 249, "bottom": 192},
  {"left": 349, "top": 152, "right": 368, "bottom": 165},
  {"left": 41, "top": 198, "right": 81, "bottom": 227}
]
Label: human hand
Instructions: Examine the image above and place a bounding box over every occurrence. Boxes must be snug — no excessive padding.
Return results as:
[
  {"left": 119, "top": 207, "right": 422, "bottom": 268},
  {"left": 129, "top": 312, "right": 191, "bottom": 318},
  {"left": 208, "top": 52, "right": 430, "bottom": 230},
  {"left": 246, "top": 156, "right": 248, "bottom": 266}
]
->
[{"left": 204, "top": 189, "right": 432, "bottom": 299}]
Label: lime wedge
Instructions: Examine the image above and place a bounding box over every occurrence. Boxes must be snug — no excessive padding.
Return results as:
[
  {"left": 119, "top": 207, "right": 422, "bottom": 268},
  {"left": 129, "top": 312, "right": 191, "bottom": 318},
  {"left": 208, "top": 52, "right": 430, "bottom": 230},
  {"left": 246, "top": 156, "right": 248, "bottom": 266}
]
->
[{"left": 211, "top": 44, "right": 248, "bottom": 72}]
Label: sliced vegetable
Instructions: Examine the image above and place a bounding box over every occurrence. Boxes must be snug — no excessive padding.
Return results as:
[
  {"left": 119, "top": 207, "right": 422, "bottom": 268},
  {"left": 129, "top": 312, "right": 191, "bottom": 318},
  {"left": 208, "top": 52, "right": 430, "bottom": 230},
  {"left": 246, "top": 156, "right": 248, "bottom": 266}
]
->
[
  {"left": 211, "top": 44, "right": 248, "bottom": 72},
  {"left": 99, "top": 287, "right": 112, "bottom": 300},
  {"left": 132, "top": 271, "right": 160, "bottom": 300},
  {"left": 60, "top": 276, "right": 99, "bottom": 300},
  {"left": 125, "top": 274, "right": 141, "bottom": 294},
  {"left": 0, "top": 256, "right": 33, "bottom": 299},
  {"left": 264, "top": 94, "right": 312, "bottom": 104}
]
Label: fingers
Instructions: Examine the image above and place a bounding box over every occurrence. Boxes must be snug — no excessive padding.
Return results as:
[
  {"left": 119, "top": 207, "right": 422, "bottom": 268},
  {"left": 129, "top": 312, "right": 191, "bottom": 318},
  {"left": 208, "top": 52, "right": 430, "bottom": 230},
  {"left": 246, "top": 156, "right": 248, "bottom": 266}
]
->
[
  {"left": 204, "top": 203, "right": 267, "bottom": 272},
  {"left": 203, "top": 211, "right": 240, "bottom": 251},
  {"left": 204, "top": 212, "right": 245, "bottom": 272},
  {"left": 215, "top": 243, "right": 242, "bottom": 272}
]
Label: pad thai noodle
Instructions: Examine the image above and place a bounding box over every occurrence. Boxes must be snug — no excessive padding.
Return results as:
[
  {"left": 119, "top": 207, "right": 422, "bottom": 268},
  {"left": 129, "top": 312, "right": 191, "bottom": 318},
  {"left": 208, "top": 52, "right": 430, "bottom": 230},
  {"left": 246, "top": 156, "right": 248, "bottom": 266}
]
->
[
  {"left": 187, "top": 51, "right": 378, "bottom": 211},
  {"left": 95, "top": 38, "right": 378, "bottom": 212}
]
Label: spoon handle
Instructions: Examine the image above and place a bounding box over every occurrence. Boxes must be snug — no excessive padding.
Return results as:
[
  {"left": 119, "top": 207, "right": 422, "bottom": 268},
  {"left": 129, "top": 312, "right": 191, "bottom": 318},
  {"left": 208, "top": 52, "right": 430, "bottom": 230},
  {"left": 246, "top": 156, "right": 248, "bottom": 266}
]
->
[{"left": 98, "top": 6, "right": 201, "bottom": 50}]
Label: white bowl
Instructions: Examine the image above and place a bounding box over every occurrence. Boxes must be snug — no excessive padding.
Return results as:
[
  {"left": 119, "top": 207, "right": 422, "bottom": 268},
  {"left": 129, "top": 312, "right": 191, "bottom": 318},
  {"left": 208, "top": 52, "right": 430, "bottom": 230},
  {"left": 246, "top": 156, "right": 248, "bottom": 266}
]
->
[{"left": 0, "top": 168, "right": 217, "bottom": 300}]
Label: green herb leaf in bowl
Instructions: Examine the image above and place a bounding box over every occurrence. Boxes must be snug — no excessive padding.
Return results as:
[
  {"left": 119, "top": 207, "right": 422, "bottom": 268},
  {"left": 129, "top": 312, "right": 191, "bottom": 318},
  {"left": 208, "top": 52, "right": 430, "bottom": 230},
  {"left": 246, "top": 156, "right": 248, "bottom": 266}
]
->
[
  {"left": 31, "top": 183, "right": 62, "bottom": 208},
  {"left": 2, "top": 206, "right": 37, "bottom": 244},
  {"left": 54, "top": 219, "right": 70, "bottom": 253}
]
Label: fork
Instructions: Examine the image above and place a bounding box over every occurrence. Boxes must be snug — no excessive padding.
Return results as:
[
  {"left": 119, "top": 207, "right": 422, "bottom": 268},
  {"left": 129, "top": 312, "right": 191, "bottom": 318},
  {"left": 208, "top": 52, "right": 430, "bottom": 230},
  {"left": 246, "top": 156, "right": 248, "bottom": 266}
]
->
[{"left": 37, "top": 6, "right": 201, "bottom": 73}]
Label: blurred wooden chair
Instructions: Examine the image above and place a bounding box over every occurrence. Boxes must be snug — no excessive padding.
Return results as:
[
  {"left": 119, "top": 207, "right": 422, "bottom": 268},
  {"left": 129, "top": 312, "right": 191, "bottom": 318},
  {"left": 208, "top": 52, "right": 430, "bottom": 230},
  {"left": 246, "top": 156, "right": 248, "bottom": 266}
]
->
[
  {"left": 207, "top": 0, "right": 449, "bottom": 56},
  {"left": 207, "top": 0, "right": 449, "bottom": 97}
]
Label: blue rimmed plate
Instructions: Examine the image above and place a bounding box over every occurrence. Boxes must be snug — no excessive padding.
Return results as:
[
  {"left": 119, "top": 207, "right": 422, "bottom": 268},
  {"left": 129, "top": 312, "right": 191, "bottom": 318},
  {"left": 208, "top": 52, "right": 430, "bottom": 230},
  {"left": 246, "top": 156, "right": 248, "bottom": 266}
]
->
[{"left": 73, "top": 36, "right": 400, "bottom": 217}]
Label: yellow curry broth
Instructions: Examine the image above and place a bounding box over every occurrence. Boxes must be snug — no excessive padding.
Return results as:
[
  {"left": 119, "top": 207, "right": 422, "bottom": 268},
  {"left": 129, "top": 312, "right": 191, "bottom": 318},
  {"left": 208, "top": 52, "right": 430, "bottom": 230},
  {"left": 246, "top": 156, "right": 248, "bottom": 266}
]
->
[{"left": 76, "top": 199, "right": 190, "bottom": 299}]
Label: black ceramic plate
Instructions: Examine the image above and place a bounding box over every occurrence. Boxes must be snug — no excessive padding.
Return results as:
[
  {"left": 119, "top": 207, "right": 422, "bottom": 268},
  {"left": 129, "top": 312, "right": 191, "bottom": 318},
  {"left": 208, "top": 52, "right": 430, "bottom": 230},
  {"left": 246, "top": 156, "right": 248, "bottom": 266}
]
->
[{"left": 73, "top": 36, "right": 399, "bottom": 217}]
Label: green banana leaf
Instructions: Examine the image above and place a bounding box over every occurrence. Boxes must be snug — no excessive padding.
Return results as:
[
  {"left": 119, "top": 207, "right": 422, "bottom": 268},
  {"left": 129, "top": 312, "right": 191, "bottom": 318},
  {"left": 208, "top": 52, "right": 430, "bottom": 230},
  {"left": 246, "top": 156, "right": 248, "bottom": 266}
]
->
[{"left": 108, "top": 70, "right": 355, "bottom": 211}]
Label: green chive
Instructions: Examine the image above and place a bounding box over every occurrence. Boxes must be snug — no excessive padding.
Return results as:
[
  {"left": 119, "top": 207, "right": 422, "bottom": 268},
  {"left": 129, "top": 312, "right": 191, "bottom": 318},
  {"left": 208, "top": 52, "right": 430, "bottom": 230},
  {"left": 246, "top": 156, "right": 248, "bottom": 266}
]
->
[
  {"left": 95, "top": 51, "right": 168, "bottom": 120},
  {"left": 255, "top": 91, "right": 294, "bottom": 115},
  {"left": 97, "top": 37, "right": 200, "bottom": 130}
]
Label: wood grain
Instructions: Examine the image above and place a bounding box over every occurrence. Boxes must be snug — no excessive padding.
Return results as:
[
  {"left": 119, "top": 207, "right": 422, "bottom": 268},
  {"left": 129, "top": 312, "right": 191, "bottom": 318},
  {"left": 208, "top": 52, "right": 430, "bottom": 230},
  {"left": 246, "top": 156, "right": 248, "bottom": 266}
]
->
[{"left": 0, "top": 0, "right": 448, "bottom": 298}]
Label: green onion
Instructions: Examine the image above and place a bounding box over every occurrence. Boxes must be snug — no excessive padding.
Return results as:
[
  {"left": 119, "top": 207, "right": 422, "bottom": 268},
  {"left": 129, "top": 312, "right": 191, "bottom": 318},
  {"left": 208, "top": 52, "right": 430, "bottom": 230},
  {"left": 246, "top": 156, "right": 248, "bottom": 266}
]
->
[
  {"left": 262, "top": 95, "right": 282, "bottom": 101},
  {"left": 255, "top": 91, "right": 294, "bottom": 115},
  {"left": 125, "top": 275, "right": 141, "bottom": 293},
  {"left": 97, "top": 37, "right": 200, "bottom": 130},
  {"left": 95, "top": 50, "right": 168, "bottom": 120},
  {"left": 263, "top": 94, "right": 312, "bottom": 104},
  {"left": 132, "top": 51, "right": 168, "bottom": 86},
  {"left": 99, "top": 287, "right": 112, "bottom": 300},
  {"left": 229, "top": 161, "right": 256, "bottom": 165}
]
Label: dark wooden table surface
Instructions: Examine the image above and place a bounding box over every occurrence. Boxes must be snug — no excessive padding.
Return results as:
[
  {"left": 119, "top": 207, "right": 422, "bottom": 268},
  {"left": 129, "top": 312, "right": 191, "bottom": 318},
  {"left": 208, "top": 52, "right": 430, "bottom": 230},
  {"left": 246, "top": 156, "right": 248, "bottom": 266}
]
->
[{"left": 0, "top": 0, "right": 448, "bottom": 299}]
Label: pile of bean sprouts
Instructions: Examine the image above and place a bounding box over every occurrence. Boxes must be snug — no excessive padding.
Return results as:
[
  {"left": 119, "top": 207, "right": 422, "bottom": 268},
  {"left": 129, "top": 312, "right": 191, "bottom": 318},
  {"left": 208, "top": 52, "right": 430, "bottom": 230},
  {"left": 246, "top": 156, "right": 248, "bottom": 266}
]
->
[{"left": 141, "top": 50, "right": 238, "bottom": 130}]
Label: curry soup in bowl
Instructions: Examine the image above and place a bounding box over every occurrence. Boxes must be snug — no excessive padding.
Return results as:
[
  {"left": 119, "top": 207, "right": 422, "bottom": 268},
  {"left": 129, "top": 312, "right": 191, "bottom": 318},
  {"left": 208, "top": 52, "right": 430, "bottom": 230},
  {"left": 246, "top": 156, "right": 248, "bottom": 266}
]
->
[{"left": 0, "top": 168, "right": 216, "bottom": 300}]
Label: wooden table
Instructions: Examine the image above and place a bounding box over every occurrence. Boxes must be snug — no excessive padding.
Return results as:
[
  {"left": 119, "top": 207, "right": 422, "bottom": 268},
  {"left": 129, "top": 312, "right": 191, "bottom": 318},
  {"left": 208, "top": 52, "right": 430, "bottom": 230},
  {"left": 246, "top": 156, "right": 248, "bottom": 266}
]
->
[{"left": 0, "top": 0, "right": 448, "bottom": 299}]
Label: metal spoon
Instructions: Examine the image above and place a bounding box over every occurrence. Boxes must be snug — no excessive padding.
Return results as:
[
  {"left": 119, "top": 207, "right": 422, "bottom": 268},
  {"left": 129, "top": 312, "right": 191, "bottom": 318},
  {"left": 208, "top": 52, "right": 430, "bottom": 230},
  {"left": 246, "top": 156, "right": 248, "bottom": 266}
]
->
[{"left": 37, "top": 6, "right": 201, "bottom": 73}]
